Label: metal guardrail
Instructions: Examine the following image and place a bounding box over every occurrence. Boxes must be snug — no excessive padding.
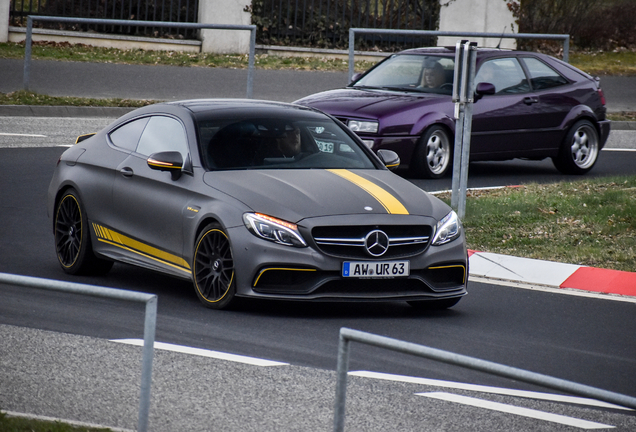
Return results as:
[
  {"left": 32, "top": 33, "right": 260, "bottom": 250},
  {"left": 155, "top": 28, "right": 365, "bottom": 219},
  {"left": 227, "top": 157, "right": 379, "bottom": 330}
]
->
[
  {"left": 0, "top": 272, "right": 158, "bottom": 432},
  {"left": 347, "top": 28, "right": 570, "bottom": 82},
  {"left": 22, "top": 16, "right": 257, "bottom": 99},
  {"left": 333, "top": 327, "right": 636, "bottom": 432}
]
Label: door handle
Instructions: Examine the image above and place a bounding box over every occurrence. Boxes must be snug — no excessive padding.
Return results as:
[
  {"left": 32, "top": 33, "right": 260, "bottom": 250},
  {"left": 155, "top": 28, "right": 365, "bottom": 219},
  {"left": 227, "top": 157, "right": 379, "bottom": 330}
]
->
[
  {"left": 120, "top": 167, "right": 134, "bottom": 177},
  {"left": 523, "top": 96, "right": 539, "bottom": 105}
]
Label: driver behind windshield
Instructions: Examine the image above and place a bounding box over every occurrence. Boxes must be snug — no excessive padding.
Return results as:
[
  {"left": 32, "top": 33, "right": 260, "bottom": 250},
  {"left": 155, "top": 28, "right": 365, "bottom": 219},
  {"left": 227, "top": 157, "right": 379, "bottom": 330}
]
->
[
  {"left": 276, "top": 124, "right": 302, "bottom": 158},
  {"left": 420, "top": 61, "right": 446, "bottom": 88}
]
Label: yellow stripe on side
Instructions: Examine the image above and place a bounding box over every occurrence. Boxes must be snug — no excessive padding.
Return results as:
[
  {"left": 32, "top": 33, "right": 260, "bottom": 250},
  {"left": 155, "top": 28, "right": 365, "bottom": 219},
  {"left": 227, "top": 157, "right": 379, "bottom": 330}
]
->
[
  {"left": 327, "top": 169, "right": 409, "bottom": 215},
  {"left": 92, "top": 223, "right": 191, "bottom": 271}
]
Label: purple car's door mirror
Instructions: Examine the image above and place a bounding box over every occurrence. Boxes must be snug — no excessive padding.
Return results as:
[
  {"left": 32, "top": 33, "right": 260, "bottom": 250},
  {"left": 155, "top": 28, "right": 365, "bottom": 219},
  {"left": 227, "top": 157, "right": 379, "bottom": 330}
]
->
[{"left": 475, "top": 82, "right": 496, "bottom": 101}]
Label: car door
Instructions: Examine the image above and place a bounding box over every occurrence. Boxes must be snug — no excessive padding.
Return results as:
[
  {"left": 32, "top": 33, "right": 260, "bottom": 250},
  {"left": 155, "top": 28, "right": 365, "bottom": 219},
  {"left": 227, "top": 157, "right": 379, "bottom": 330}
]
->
[
  {"left": 111, "top": 115, "right": 194, "bottom": 265},
  {"left": 470, "top": 57, "right": 544, "bottom": 158},
  {"left": 518, "top": 55, "right": 574, "bottom": 149}
]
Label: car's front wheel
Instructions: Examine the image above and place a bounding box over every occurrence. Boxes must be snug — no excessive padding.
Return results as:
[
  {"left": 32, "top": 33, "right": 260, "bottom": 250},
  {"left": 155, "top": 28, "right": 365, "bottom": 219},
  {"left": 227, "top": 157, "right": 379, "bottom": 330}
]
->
[
  {"left": 552, "top": 120, "right": 600, "bottom": 175},
  {"left": 411, "top": 125, "right": 452, "bottom": 179},
  {"left": 193, "top": 223, "right": 237, "bottom": 309},
  {"left": 54, "top": 188, "right": 113, "bottom": 275}
]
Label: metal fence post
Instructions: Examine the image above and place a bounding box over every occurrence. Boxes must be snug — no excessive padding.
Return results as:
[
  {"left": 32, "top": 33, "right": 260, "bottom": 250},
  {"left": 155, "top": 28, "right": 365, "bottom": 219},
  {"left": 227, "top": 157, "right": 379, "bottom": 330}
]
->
[
  {"left": 138, "top": 295, "right": 157, "bottom": 432},
  {"left": 333, "top": 331, "right": 351, "bottom": 432},
  {"left": 0, "top": 272, "right": 158, "bottom": 432},
  {"left": 333, "top": 327, "right": 636, "bottom": 430},
  {"left": 247, "top": 27, "right": 256, "bottom": 99},
  {"left": 457, "top": 42, "right": 477, "bottom": 219},
  {"left": 23, "top": 16, "right": 33, "bottom": 90},
  {"left": 22, "top": 16, "right": 257, "bottom": 98}
]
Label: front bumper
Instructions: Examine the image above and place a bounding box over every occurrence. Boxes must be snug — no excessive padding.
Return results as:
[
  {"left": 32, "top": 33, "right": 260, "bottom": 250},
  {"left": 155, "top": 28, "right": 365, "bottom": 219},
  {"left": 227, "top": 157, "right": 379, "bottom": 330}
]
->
[{"left": 227, "top": 214, "right": 468, "bottom": 302}]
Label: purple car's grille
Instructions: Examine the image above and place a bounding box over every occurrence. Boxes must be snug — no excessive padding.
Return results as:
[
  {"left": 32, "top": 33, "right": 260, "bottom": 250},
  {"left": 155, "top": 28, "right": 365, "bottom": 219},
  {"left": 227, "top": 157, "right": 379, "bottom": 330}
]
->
[{"left": 312, "top": 225, "right": 432, "bottom": 259}]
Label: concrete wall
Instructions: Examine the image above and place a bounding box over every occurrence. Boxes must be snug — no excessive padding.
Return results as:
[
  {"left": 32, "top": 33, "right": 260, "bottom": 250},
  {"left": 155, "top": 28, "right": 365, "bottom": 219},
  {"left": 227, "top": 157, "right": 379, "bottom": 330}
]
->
[
  {"left": 1, "top": 0, "right": 10, "bottom": 43},
  {"left": 199, "top": 0, "right": 251, "bottom": 54},
  {"left": 438, "top": 0, "right": 516, "bottom": 49}
]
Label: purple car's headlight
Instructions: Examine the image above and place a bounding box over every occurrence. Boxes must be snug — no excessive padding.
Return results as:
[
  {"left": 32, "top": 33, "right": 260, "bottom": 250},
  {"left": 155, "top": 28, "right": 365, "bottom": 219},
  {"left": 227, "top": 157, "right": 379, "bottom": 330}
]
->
[
  {"left": 432, "top": 211, "right": 461, "bottom": 246},
  {"left": 348, "top": 120, "right": 378, "bottom": 134},
  {"left": 243, "top": 213, "right": 307, "bottom": 247}
]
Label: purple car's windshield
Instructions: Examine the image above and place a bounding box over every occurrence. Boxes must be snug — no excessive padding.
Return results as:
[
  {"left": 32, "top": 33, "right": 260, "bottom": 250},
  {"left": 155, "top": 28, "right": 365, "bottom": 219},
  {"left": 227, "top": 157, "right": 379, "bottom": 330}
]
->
[
  {"left": 353, "top": 54, "right": 455, "bottom": 94},
  {"left": 197, "top": 117, "right": 376, "bottom": 171}
]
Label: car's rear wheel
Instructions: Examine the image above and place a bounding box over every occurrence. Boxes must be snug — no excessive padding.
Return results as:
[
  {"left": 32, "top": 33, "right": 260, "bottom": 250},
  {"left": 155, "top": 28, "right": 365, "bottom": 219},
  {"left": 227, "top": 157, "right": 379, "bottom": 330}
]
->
[
  {"left": 552, "top": 120, "right": 600, "bottom": 175},
  {"left": 407, "top": 297, "right": 461, "bottom": 310},
  {"left": 193, "top": 223, "right": 236, "bottom": 309},
  {"left": 411, "top": 125, "right": 452, "bottom": 179},
  {"left": 54, "top": 189, "right": 113, "bottom": 275}
]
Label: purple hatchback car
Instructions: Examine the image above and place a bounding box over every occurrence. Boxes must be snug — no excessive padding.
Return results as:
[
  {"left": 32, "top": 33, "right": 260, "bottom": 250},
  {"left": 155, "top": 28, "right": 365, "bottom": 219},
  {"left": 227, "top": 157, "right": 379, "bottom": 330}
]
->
[{"left": 295, "top": 47, "right": 611, "bottom": 178}]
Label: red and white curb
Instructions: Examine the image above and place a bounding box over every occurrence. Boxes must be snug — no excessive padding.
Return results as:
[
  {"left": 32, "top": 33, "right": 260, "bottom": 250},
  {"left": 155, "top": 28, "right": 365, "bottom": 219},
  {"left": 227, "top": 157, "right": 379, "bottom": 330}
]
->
[{"left": 468, "top": 250, "right": 636, "bottom": 299}]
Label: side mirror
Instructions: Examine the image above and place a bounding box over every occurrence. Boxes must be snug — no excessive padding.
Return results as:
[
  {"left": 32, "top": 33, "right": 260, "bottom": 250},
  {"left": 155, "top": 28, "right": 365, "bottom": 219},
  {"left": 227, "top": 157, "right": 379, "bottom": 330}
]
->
[
  {"left": 148, "top": 151, "right": 184, "bottom": 180},
  {"left": 474, "top": 82, "right": 496, "bottom": 101},
  {"left": 376, "top": 149, "right": 400, "bottom": 171},
  {"left": 350, "top": 72, "right": 362, "bottom": 83}
]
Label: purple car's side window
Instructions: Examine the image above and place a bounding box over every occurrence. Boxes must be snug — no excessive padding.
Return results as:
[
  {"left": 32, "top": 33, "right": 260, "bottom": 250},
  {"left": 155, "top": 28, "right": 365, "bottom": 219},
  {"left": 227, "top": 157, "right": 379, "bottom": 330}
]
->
[{"left": 475, "top": 58, "right": 530, "bottom": 95}]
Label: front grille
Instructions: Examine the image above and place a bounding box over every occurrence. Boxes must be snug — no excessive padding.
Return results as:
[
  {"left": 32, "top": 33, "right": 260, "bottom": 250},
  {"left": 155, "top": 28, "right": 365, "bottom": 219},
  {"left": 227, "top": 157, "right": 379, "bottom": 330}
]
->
[{"left": 312, "top": 225, "right": 432, "bottom": 259}]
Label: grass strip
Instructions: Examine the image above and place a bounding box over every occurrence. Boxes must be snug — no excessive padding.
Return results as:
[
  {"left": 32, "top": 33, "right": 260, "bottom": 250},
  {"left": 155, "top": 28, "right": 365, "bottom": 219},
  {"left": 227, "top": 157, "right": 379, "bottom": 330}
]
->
[
  {"left": 4, "top": 41, "right": 636, "bottom": 76},
  {"left": 0, "top": 411, "right": 113, "bottom": 432},
  {"left": 436, "top": 176, "right": 636, "bottom": 272},
  {"left": 0, "top": 90, "right": 157, "bottom": 107}
]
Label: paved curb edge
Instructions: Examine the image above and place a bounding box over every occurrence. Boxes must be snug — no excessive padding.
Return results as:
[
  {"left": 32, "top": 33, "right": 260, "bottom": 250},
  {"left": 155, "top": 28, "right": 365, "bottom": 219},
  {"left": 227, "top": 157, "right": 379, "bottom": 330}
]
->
[{"left": 468, "top": 249, "right": 636, "bottom": 297}]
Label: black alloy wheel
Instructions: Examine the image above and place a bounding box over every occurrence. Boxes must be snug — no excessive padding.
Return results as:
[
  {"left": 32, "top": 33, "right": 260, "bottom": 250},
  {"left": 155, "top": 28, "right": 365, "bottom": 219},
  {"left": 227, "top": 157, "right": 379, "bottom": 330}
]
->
[
  {"left": 54, "top": 189, "right": 113, "bottom": 275},
  {"left": 193, "top": 223, "right": 236, "bottom": 309}
]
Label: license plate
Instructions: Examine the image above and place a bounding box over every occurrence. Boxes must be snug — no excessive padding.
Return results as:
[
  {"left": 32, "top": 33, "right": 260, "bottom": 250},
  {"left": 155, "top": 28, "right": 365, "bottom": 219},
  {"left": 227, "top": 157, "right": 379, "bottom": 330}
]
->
[{"left": 342, "top": 261, "right": 410, "bottom": 278}]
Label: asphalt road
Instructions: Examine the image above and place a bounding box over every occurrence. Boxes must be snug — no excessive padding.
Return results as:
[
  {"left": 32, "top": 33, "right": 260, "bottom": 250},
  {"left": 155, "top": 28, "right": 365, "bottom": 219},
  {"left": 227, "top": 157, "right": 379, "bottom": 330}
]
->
[
  {"left": 1, "top": 133, "right": 636, "bottom": 430},
  {"left": 1, "top": 58, "right": 636, "bottom": 111}
]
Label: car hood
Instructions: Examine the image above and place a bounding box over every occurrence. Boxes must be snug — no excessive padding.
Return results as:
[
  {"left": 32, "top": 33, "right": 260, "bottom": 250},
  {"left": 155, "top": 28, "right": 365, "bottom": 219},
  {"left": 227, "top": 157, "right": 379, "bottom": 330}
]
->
[
  {"left": 203, "top": 169, "right": 445, "bottom": 223},
  {"left": 296, "top": 87, "right": 447, "bottom": 119}
]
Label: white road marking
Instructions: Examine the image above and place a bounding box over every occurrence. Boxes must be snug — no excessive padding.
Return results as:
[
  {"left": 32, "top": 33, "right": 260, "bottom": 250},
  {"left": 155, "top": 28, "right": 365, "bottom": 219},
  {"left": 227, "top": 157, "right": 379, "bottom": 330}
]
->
[
  {"left": 603, "top": 148, "right": 636, "bottom": 152},
  {"left": 0, "top": 132, "right": 47, "bottom": 137},
  {"left": 110, "top": 339, "right": 289, "bottom": 367},
  {"left": 418, "top": 392, "right": 615, "bottom": 429},
  {"left": 349, "top": 371, "right": 631, "bottom": 410}
]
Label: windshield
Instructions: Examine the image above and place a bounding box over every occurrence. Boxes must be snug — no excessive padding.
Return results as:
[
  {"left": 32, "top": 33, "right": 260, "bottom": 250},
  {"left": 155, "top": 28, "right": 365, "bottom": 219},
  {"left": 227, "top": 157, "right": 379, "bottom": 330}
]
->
[
  {"left": 197, "top": 116, "right": 376, "bottom": 171},
  {"left": 353, "top": 54, "right": 455, "bottom": 95}
]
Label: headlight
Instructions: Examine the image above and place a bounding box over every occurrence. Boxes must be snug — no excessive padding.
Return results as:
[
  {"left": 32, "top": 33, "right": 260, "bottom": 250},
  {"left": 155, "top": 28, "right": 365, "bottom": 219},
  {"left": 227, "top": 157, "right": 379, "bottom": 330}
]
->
[
  {"left": 432, "top": 211, "right": 461, "bottom": 246},
  {"left": 348, "top": 120, "right": 379, "bottom": 133},
  {"left": 243, "top": 213, "right": 307, "bottom": 247}
]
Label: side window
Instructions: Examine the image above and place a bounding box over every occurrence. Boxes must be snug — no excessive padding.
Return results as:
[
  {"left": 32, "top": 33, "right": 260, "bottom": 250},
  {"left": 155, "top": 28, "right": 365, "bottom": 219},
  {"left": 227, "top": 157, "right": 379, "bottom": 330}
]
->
[
  {"left": 475, "top": 58, "right": 530, "bottom": 94},
  {"left": 522, "top": 57, "right": 569, "bottom": 90},
  {"left": 108, "top": 117, "right": 150, "bottom": 151},
  {"left": 136, "top": 116, "right": 189, "bottom": 160}
]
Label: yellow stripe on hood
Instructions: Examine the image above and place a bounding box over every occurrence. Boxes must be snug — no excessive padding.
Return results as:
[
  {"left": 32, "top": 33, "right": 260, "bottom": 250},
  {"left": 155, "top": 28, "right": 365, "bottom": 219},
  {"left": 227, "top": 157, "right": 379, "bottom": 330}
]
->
[{"left": 327, "top": 169, "right": 409, "bottom": 215}]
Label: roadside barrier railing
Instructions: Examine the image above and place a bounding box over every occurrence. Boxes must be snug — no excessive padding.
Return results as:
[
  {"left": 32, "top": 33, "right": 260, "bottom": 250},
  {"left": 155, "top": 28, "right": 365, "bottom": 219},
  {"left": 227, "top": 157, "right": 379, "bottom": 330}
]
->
[
  {"left": 0, "top": 272, "right": 158, "bottom": 432},
  {"left": 22, "top": 16, "right": 257, "bottom": 98},
  {"left": 347, "top": 29, "right": 570, "bottom": 82},
  {"left": 333, "top": 327, "right": 636, "bottom": 432}
]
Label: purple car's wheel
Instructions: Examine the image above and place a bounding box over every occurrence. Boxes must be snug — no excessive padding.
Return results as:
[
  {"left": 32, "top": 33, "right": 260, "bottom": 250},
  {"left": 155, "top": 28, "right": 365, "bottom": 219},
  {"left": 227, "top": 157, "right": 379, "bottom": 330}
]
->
[
  {"left": 411, "top": 125, "right": 452, "bottom": 179},
  {"left": 553, "top": 120, "right": 600, "bottom": 175},
  {"left": 193, "top": 223, "right": 237, "bottom": 309},
  {"left": 54, "top": 189, "right": 113, "bottom": 275}
]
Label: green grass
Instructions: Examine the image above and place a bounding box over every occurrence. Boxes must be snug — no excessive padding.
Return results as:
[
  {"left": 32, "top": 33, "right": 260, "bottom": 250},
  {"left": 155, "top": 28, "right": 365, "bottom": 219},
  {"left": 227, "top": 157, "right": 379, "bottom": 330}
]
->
[
  {"left": 0, "top": 412, "right": 113, "bottom": 432},
  {"left": 436, "top": 176, "right": 636, "bottom": 272},
  {"left": 0, "top": 41, "right": 377, "bottom": 72},
  {"left": 2, "top": 41, "right": 635, "bottom": 75}
]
